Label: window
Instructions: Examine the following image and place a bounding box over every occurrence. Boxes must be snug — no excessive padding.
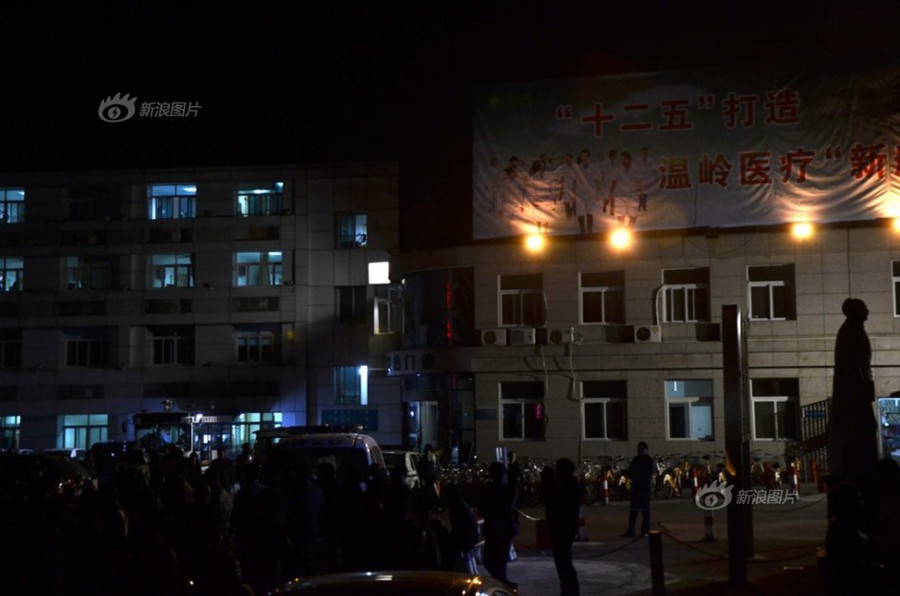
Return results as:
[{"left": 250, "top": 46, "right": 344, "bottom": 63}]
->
[
  {"left": 233, "top": 412, "right": 282, "bottom": 448},
  {"left": 337, "top": 212, "right": 368, "bottom": 248},
  {"left": 748, "top": 265, "right": 795, "bottom": 320},
  {"left": 151, "top": 254, "right": 194, "bottom": 288},
  {"left": 500, "top": 381, "right": 545, "bottom": 440},
  {"left": 0, "top": 330, "right": 21, "bottom": 368},
  {"left": 580, "top": 271, "right": 625, "bottom": 324},
  {"left": 661, "top": 268, "right": 710, "bottom": 322},
  {"left": 0, "top": 188, "right": 24, "bottom": 223},
  {"left": 65, "top": 329, "right": 110, "bottom": 367},
  {"left": 500, "top": 274, "right": 545, "bottom": 327},
  {"left": 65, "top": 256, "right": 111, "bottom": 290},
  {"left": 235, "top": 252, "right": 282, "bottom": 286},
  {"left": 892, "top": 261, "right": 900, "bottom": 317},
  {"left": 751, "top": 378, "right": 799, "bottom": 440},
  {"left": 665, "top": 379, "right": 713, "bottom": 440},
  {"left": 337, "top": 286, "right": 367, "bottom": 323},
  {"left": 0, "top": 415, "right": 20, "bottom": 450},
  {"left": 374, "top": 285, "right": 403, "bottom": 334},
  {"left": 61, "top": 414, "right": 108, "bottom": 450},
  {"left": 148, "top": 184, "right": 197, "bottom": 220},
  {"left": 0, "top": 257, "right": 23, "bottom": 291},
  {"left": 147, "top": 326, "right": 195, "bottom": 366},
  {"left": 581, "top": 380, "right": 627, "bottom": 440},
  {"left": 336, "top": 365, "right": 365, "bottom": 405},
  {"left": 236, "top": 328, "right": 276, "bottom": 363},
  {"left": 237, "top": 182, "right": 283, "bottom": 216}
]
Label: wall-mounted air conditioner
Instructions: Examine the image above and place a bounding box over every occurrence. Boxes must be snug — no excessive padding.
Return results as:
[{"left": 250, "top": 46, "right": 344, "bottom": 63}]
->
[
  {"left": 634, "top": 325, "right": 662, "bottom": 343},
  {"left": 508, "top": 327, "right": 536, "bottom": 346},
  {"left": 480, "top": 328, "right": 508, "bottom": 346},
  {"left": 548, "top": 327, "right": 576, "bottom": 345}
]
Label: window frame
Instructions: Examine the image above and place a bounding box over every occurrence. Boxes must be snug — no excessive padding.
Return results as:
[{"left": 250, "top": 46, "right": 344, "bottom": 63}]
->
[
  {"left": 579, "top": 271, "right": 625, "bottom": 325},
  {"left": 665, "top": 379, "right": 714, "bottom": 441},
  {"left": 0, "top": 188, "right": 24, "bottom": 224},
  {"left": 337, "top": 285, "right": 368, "bottom": 323},
  {"left": 892, "top": 261, "right": 900, "bottom": 318},
  {"left": 66, "top": 255, "right": 111, "bottom": 290},
  {"left": 499, "top": 381, "right": 546, "bottom": 441},
  {"left": 499, "top": 274, "right": 545, "bottom": 327},
  {"left": 335, "top": 365, "right": 363, "bottom": 405},
  {"left": 0, "top": 256, "right": 23, "bottom": 292},
  {"left": 147, "top": 326, "right": 195, "bottom": 366},
  {"left": 750, "top": 378, "right": 800, "bottom": 441},
  {"left": 150, "top": 253, "right": 194, "bottom": 288},
  {"left": 581, "top": 380, "right": 627, "bottom": 440},
  {"left": 336, "top": 212, "right": 368, "bottom": 249},
  {"left": 236, "top": 182, "right": 284, "bottom": 217},
  {"left": 148, "top": 184, "right": 197, "bottom": 220},
  {"left": 235, "top": 251, "right": 283, "bottom": 287},
  {"left": 660, "top": 268, "right": 710, "bottom": 323},
  {"left": 235, "top": 330, "right": 275, "bottom": 364},
  {"left": 61, "top": 414, "right": 108, "bottom": 450},
  {"left": 373, "top": 285, "right": 403, "bottom": 334},
  {"left": 748, "top": 264, "right": 795, "bottom": 321}
]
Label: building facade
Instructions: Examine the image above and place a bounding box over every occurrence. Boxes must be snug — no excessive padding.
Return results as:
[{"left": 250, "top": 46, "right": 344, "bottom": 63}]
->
[
  {"left": 390, "top": 220, "right": 900, "bottom": 467},
  {"left": 0, "top": 162, "right": 402, "bottom": 453}
]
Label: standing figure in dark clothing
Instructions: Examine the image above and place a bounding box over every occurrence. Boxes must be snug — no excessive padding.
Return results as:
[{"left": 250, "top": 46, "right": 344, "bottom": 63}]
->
[
  {"left": 622, "top": 441, "right": 655, "bottom": 538},
  {"left": 544, "top": 457, "right": 583, "bottom": 596},
  {"left": 477, "top": 461, "right": 518, "bottom": 589},
  {"left": 828, "top": 298, "right": 879, "bottom": 484}
]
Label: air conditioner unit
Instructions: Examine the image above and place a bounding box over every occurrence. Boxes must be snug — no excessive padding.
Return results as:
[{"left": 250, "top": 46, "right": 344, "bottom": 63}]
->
[
  {"left": 548, "top": 327, "right": 576, "bottom": 345},
  {"left": 480, "top": 328, "right": 507, "bottom": 346},
  {"left": 508, "top": 327, "right": 536, "bottom": 346},
  {"left": 634, "top": 325, "right": 662, "bottom": 343}
]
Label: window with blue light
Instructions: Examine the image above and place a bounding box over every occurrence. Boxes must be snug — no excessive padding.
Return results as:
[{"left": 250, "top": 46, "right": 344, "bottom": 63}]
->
[{"left": 148, "top": 184, "right": 197, "bottom": 220}]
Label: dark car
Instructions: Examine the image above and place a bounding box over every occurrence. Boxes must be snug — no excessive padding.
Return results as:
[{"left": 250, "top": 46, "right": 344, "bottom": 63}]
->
[
  {"left": 0, "top": 452, "right": 94, "bottom": 498},
  {"left": 272, "top": 571, "right": 517, "bottom": 595}
]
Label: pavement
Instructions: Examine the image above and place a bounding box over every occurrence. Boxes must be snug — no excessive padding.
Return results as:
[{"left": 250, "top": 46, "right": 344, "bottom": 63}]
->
[{"left": 488, "top": 483, "right": 829, "bottom": 595}]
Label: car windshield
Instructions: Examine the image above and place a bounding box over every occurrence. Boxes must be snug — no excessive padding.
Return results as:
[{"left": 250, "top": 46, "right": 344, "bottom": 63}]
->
[{"left": 261, "top": 445, "right": 371, "bottom": 490}]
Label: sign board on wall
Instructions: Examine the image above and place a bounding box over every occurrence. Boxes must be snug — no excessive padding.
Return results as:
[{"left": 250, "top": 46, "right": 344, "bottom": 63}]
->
[{"left": 473, "top": 60, "right": 900, "bottom": 239}]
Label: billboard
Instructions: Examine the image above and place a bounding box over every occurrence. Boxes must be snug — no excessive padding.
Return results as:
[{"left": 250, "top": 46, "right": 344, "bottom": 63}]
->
[{"left": 473, "top": 61, "right": 900, "bottom": 239}]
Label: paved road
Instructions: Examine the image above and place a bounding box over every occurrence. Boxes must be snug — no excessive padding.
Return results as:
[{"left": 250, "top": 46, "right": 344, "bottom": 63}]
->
[{"left": 490, "top": 483, "right": 828, "bottom": 595}]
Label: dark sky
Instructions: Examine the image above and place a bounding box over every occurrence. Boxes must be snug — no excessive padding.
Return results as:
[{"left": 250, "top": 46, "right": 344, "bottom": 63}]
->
[{"left": 1, "top": 3, "right": 896, "bottom": 248}]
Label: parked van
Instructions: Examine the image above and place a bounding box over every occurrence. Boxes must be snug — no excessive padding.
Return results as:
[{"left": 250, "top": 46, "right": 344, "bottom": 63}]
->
[{"left": 258, "top": 425, "right": 385, "bottom": 489}]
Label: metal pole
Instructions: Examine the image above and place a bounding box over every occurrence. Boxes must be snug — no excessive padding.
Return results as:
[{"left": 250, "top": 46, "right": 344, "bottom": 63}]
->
[{"left": 649, "top": 530, "right": 665, "bottom": 595}]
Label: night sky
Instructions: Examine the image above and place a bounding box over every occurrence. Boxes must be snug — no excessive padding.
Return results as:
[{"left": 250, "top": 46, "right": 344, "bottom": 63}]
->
[{"left": 1, "top": 3, "right": 896, "bottom": 249}]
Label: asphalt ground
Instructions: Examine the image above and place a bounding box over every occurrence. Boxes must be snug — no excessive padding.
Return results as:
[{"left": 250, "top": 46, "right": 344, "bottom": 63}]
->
[{"left": 489, "top": 482, "right": 829, "bottom": 595}]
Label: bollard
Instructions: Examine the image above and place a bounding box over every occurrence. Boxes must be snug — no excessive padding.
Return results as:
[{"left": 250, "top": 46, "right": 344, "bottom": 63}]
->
[
  {"left": 602, "top": 471, "right": 610, "bottom": 505},
  {"left": 790, "top": 462, "right": 800, "bottom": 500},
  {"left": 576, "top": 505, "right": 588, "bottom": 541},
  {"left": 702, "top": 508, "right": 716, "bottom": 541},
  {"left": 649, "top": 530, "right": 665, "bottom": 596}
]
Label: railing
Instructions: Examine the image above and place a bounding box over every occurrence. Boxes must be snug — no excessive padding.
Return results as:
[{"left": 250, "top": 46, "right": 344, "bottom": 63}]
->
[{"left": 798, "top": 398, "right": 830, "bottom": 480}]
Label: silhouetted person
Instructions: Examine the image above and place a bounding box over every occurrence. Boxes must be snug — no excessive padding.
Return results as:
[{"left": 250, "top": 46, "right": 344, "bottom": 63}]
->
[
  {"left": 825, "top": 481, "right": 882, "bottom": 594},
  {"left": 828, "top": 298, "right": 879, "bottom": 485},
  {"left": 544, "top": 457, "right": 583, "bottom": 596},
  {"left": 445, "top": 483, "right": 480, "bottom": 572},
  {"left": 622, "top": 441, "right": 655, "bottom": 537},
  {"left": 478, "top": 461, "right": 518, "bottom": 589},
  {"left": 207, "top": 446, "right": 236, "bottom": 494}
]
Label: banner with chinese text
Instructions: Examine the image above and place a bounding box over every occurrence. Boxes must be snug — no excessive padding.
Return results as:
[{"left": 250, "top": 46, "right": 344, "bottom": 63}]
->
[{"left": 472, "top": 61, "right": 900, "bottom": 239}]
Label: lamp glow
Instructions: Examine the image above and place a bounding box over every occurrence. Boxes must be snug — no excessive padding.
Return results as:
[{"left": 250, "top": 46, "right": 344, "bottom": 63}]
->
[
  {"left": 791, "top": 222, "right": 813, "bottom": 240},
  {"left": 892, "top": 218, "right": 900, "bottom": 232},
  {"left": 610, "top": 228, "right": 631, "bottom": 249},
  {"left": 525, "top": 233, "right": 546, "bottom": 253}
]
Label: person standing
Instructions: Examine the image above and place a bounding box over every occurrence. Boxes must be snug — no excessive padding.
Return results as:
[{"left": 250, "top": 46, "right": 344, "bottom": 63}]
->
[
  {"left": 478, "top": 461, "right": 518, "bottom": 590},
  {"left": 544, "top": 457, "right": 583, "bottom": 596},
  {"left": 622, "top": 441, "right": 655, "bottom": 538}
]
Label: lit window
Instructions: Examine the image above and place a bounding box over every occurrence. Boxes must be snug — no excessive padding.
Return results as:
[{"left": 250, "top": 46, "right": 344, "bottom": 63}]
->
[
  {"left": 337, "top": 212, "right": 368, "bottom": 248},
  {"left": 151, "top": 254, "right": 194, "bottom": 288},
  {"left": 580, "top": 271, "right": 625, "bottom": 324},
  {"left": 500, "top": 381, "right": 545, "bottom": 440},
  {"left": 0, "top": 415, "right": 20, "bottom": 450},
  {"left": 235, "top": 252, "right": 282, "bottom": 286},
  {"left": 665, "top": 379, "right": 713, "bottom": 440},
  {"left": 374, "top": 285, "right": 403, "bottom": 334},
  {"left": 748, "top": 265, "right": 795, "bottom": 320},
  {"left": 237, "top": 182, "right": 283, "bottom": 216},
  {"left": 499, "top": 274, "right": 545, "bottom": 327},
  {"left": 148, "top": 184, "right": 197, "bottom": 220},
  {"left": 61, "top": 414, "right": 108, "bottom": 450},
  {"left": 581, "top": 380, "right": 627, "bottom": 440},
  {"left": 751, "top": 378, "right": 799, "bottom": 440},
  {"left": 147, "top": 326, "right": 195, "bottom": 366},
  {"left": 661, "top": 268, "right": 710, "bottom": 323},
  {"left": 336, "top": 365, "right": 363, "bottom": 405},
  {"left": 0, "top": 188, "right": 24, "bottom": 223},
  {"left": 0, "top": 257, "right": 23, "bottom": 292},
  {"left": 66, "top": 256, "right": 111, "bottom": 290}
]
